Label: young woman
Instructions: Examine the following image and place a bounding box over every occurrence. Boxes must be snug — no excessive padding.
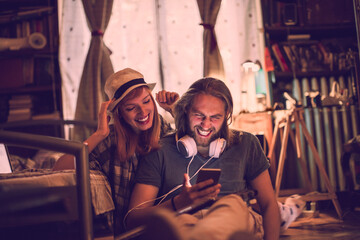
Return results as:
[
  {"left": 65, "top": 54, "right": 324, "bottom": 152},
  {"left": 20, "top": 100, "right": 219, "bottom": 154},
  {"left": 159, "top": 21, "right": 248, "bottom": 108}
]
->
[{"left": 53, "top": 68, "right": 178, "bottom": 234}]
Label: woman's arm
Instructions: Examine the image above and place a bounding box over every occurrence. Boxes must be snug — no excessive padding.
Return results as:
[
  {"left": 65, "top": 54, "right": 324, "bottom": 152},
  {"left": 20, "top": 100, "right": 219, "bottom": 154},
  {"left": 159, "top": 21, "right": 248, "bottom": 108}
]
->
[
  {"left": 156, "top": 90, "right": 179, "bottom": 118},
  {"left": 82, "top": 100, "right": 112, "bottom": 152},
  {"left": 250, "top": 170, "right": 280, "bottom": 240},
  {"left": 52, "top": 101, "right": 112, "bottom": 170}
]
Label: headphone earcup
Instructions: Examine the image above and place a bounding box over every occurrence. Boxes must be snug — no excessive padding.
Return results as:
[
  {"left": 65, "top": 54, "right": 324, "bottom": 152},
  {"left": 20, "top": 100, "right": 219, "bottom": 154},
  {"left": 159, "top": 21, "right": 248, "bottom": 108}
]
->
[
  {"left": 177, "top": 135, "right": 197, "bottom": 158},
  {"left": 209, "top": 138, "right": 226, "bottom": 158}
]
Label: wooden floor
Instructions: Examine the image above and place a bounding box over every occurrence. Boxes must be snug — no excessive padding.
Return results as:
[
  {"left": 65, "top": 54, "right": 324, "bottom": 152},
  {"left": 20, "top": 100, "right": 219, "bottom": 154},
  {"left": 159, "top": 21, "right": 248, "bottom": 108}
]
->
[
  {"left": 97, "top": 209, "right": 360, "bottom": 240},
  {"left": 280, "top": 207, "right": 360, "bottom": 240},
  {"left": 96, "top": 192, "right": 360, "bottom": 240}
]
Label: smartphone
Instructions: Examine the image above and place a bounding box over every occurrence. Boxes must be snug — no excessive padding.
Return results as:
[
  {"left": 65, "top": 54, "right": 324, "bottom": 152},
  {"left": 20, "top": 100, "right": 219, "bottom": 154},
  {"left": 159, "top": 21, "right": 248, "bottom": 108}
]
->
[{"left": 196, "top": 168, "right": 221, "bottom": 190}]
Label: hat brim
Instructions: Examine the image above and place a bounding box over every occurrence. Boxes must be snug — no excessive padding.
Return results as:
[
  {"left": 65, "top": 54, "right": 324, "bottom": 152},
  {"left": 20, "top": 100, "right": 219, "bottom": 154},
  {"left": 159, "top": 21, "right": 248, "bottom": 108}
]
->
[{"left": 108, "top": 82, "right": 156, "bottom": 112}]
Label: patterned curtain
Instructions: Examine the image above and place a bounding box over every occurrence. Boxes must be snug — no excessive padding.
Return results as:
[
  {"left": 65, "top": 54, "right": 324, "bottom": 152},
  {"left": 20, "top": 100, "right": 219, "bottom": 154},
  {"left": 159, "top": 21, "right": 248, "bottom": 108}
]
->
[
  {"left": 197, "top": 0, "right": 225, "bottom": 80},
  {"left": 73, "top": 0, "right": 114, "bottom": 140},
  {"left": 59, "top": 0, "right": 264, "bottom": 127}
]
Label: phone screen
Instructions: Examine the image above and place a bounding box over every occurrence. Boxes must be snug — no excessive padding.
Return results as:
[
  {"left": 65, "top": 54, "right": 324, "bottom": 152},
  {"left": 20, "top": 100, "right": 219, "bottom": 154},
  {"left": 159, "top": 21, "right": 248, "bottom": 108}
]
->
[{"left": 196, "top": 168, "right": 221, "bottom": 190}]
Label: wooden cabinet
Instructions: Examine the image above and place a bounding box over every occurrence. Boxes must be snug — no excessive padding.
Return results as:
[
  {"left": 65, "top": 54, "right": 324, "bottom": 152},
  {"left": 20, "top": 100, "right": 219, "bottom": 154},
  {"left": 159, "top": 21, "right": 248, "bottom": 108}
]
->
[{"left": 0, "top": 0, "right": 62, "bottom": 136}]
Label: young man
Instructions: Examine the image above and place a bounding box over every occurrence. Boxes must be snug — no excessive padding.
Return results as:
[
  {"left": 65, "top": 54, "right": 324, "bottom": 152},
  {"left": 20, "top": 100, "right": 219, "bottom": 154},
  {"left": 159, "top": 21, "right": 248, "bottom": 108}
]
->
[{"left": 127, "top": 78, "right": 280, "bottom": 240}]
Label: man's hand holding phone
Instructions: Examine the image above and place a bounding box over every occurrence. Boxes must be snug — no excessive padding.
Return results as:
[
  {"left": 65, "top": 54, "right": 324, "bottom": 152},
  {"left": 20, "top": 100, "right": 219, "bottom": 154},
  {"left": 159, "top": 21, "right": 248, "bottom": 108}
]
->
[{"left": 175, "top": 170, "right": 221, "bottom": 210}]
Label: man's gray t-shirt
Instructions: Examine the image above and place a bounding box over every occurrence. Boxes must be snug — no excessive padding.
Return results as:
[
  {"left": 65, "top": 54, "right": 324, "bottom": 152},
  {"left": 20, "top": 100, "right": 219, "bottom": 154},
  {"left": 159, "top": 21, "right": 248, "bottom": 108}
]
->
[{"left": 135, "top": 130, "right": 270, "bottom": 202}]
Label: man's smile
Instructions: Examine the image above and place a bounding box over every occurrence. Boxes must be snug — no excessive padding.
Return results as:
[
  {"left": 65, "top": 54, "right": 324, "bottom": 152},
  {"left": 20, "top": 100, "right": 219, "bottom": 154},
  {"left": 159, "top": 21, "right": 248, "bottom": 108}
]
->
[{"left": 197, "top": 128, "right": 212, "bottom": 137}]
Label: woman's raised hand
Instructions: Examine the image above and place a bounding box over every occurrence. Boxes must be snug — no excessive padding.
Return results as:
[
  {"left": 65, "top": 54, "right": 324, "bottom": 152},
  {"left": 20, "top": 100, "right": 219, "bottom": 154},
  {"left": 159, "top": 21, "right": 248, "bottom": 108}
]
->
[
  {"left": 156, "top": 90, "right": 179, "bottom": 116},
  {"left": 96, "top": 100, "right": 113, "bottom": 138}
]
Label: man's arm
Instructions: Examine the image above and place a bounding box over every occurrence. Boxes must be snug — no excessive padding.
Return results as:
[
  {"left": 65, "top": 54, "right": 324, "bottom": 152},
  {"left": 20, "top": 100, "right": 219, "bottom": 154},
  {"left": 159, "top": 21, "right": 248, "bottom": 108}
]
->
[
  {"left": 126, "top": 183, "right": 172, "bottom": 229},
  {"left": 127, "top": 174, "right": 221, "bottom": 229},
  {"left": 250, "top": 170, "right": 280, "bottom": 240}
]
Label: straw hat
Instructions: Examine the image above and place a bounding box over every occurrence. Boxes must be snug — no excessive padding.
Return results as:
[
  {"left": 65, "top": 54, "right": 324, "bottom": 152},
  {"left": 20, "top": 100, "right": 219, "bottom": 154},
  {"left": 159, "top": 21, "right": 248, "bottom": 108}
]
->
[{"left": 105, "top": 68, "right": 156, "bottom": 111}]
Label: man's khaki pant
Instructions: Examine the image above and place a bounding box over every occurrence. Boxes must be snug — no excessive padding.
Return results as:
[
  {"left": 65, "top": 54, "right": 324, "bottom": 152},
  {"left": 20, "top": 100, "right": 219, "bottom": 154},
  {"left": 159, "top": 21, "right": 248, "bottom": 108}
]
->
[{"left": 176, "top": 194, "right": 264, "bottom": 240}]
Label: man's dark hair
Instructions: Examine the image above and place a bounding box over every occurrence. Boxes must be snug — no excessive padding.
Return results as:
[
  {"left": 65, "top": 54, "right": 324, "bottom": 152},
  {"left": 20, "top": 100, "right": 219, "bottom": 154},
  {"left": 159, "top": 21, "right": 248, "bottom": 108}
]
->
[{"left": 174, "top": 77, "right": 234, "bottom": 143}]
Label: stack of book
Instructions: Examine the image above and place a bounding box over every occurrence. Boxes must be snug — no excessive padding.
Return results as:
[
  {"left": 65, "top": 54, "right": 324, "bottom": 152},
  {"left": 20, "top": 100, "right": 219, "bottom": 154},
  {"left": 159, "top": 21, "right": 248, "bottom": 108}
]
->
[{"left": 7, "top": 95, "right": 33, "bottom": 122}]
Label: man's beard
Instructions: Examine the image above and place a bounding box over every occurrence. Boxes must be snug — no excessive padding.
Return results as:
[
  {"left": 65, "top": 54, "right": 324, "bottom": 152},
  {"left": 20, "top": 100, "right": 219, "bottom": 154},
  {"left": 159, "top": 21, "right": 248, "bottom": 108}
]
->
[{"left": 187, "top": 126, "right": 221, "bottom": 147}]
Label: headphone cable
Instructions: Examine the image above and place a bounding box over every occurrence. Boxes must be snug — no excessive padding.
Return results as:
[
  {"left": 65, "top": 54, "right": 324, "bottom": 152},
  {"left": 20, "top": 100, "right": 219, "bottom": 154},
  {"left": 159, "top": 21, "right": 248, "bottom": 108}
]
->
[{"left": 123, "top": 155, "right": 215, "bottom": 229}]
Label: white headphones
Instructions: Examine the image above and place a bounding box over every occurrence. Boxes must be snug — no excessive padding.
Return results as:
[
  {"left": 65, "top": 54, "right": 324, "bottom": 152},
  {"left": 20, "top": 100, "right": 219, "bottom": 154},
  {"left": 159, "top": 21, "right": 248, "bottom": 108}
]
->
[{"left": 176, "top": 135, "right": 226, "bottom": 158}]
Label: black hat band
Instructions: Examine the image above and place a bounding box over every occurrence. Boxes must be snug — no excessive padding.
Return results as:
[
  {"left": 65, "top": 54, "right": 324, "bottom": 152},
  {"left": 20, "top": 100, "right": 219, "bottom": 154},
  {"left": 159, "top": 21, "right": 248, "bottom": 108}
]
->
[{"left": 113, "top": 78, "right": 146, "bottom": 100}]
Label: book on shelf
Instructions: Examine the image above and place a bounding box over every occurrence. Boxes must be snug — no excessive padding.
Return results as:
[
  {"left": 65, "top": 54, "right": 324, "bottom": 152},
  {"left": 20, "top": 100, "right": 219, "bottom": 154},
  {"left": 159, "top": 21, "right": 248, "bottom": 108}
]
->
[
  {"left": 289, "top": 44, "right": 303, "bottom": 71},
  {"left": 7, "top": 95, "right": 33, "bottom": 121},
  {"left": 9, "top": 102, "right": 32, "bottom": 110},
  {"left": 276, "top": 40, "right": 334, "bottom": 73},
  {"left": 7, "top": 107, "right": 32, "bottom": 122},
  {"left": 282, "top": 44, "right": 294, "bottom": 68},
  {"left": 9, "top": 95, "right": 33, "bottom": 109},
  {"left": 8, "top": 107, "right": 31, "bottom": 115},
  {"left": 316, "top": 42, "right": 330, "bottom": 65},
  {"left": 21, "top": 20, "right": 30, "bottom": 37},
  {"left": 281, "top": 43, "right": 301, "bottom": 71},
  {"left": 271, "top": 43, "right": 290, "bottom": 72},
  {"left": 264, "top": 47, "right": 275, "bottom": 72}
]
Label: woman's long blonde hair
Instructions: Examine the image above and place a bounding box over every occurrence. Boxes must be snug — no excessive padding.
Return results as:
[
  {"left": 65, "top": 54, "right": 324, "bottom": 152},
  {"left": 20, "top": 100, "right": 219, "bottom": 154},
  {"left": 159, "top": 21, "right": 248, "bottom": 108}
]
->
[{"left": 112, "top": 86, "right": 161, "bottom": 161}]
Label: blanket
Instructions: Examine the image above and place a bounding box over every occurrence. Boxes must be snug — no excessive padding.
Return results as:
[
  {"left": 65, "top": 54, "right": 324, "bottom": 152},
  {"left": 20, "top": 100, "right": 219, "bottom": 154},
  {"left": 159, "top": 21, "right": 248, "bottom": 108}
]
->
[{"left": 0, "top": 169, "right": 114, "bottom": 216}]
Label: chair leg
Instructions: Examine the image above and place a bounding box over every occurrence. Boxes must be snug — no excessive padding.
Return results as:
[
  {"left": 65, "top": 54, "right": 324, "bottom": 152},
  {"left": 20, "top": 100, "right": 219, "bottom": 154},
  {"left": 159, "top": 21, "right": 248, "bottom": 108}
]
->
[
  {"left": 275, "top": 115, "right": 291, "bottom": 197},
  {"left": 299, "top": 115, "right": 343, "bottom": 219}
]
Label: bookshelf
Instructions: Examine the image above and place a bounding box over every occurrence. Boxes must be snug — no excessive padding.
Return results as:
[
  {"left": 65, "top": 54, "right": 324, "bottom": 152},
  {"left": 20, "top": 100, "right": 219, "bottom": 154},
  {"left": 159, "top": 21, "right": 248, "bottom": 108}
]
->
[
  {"left": 0, "top": 0, "right": 62, "bottom": 137},
  {"left": 261, "top": 0, "right": 359, "bottom": 104},
  {"left": 260, "top": 0, "right": 360, "bottom": 194}
]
